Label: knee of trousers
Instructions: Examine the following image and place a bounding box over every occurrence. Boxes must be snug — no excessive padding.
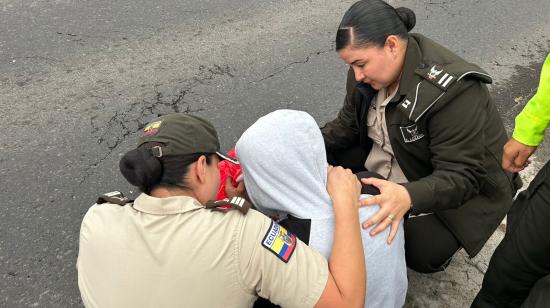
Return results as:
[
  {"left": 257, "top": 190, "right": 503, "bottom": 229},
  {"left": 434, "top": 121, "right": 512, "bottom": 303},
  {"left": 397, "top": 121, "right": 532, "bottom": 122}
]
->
[
  {"left": 405, "top": 248, "right": 453, "bottom": 273},
  {"left": 482, "top": 244, "right": 532, "bottom": 295}
]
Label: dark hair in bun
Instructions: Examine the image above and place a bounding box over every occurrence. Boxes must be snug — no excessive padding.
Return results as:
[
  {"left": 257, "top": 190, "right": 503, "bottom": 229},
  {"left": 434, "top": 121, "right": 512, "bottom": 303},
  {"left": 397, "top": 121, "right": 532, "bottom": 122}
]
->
[
  {"left": 119, "top": 142, "right": 214, "bottom": 194},
  {"left": 335, "top": 0, "right": 416, "bottom": 50},
  {"left": 119, "top": 144, "right": 163, "bottom": 192},
  {"left": 395, "top": 7, "right": 416, "bottom": 32}
]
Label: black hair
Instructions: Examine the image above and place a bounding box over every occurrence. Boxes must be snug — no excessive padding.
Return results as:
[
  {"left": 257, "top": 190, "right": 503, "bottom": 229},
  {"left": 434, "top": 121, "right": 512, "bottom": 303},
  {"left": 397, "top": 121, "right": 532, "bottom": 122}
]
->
[
  {"left": 335, "top": 0, "right": 416, "bottom": 51},
  {"left": 119, "top": 142, "right": 215, "bottom": 194}
]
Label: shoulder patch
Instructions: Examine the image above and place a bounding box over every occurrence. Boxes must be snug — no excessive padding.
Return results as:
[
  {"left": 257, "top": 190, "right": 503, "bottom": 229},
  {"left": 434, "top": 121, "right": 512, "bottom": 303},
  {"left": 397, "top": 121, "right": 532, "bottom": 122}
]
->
[
  {"left": 417, "top": 65, "right": 457, "bottom": 91},
  {"left": 205, "top": 196, "right": 251, "bottom": 214},
  {"left": 262, "top": 221, "right": 297, "bottom": 263},
  {"left": 399, "top": 62, "right": 493, "bottom": 122},
  {"left": 96, "top": 191, "right": 132, "bottom": 206},
  {"left": 143, "top": 120, "right": 162, "bottom": 136}
]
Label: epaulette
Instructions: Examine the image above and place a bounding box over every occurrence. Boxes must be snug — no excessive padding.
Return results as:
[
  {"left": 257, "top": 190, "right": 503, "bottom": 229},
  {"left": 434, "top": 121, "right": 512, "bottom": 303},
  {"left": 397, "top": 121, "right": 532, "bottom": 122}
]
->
[
  {"left": 96, "top": 191, "right": 132, "bottom": 206},
  {"left": 418, "top": 64, "right": 457, "bottom": 91},
  {"left": 398, "top": 62, "right": 492, "bottom": 122},
  {"left": 205, "top": 196, "right": 251, "bottom": 215},
  {"left": 417, "top": 63, "right": 492, "bottom": 91}
]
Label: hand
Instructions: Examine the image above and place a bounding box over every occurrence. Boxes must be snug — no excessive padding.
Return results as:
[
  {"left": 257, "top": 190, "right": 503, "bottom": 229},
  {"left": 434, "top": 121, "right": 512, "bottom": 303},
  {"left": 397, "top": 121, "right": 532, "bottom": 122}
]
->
[
  {"left": 224, "top": 177, "right": 246, "bottom": 199},
  {"left": 326, "top": 165, "right": 361, "bottom": 209},
  {"left": 502, "top": 138, "right": 537, "bottom": 172},
  {"left": 359, "top": 177, "right": 411, "bottom": 244}
]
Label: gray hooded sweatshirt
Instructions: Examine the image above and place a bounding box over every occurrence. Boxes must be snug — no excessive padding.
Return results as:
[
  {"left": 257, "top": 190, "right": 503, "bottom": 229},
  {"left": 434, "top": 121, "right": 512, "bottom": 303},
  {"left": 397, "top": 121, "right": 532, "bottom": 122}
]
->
[{"left": 236, "top": 109, "right": 407, "bottom": 308}]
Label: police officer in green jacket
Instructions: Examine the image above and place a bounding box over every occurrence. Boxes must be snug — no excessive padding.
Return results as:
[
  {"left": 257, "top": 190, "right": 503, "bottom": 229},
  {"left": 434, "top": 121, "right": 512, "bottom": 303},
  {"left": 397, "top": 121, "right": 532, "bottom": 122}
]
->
[
  {"left": 322, "top": 0, "right": 521, "bottom": 273},
  {"left": 472, "top": 54, "right": 550, "bottom": 308}
]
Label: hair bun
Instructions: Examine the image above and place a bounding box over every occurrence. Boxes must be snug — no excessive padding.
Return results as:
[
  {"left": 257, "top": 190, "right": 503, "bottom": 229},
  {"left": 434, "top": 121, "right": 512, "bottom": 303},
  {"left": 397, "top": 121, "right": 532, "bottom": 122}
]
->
[
  {"left": 119, "top": 147, "right": 162, "bottom": 191},
  {"left": 395, "top": 7, "right": 416, "bottom": 32}
]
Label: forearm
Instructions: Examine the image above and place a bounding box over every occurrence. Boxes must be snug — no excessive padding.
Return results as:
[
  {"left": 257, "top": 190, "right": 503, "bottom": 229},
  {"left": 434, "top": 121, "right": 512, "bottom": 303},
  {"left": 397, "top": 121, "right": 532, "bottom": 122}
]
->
[
  {"left": 328, "top": 199, "right": 365, "bottom": 307},
  {"left": 513, "top": 54, "right": 550, "bottom": 146},
  {"left": 402, "top": 171, "right": 479, "bottom": 214}
]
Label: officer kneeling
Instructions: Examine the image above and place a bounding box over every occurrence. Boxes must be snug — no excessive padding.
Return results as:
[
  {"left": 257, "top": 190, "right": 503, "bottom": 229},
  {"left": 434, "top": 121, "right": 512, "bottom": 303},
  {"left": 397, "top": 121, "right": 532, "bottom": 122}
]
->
[{"left": 77, "top": 113, "right": 366, "bottom": 308}]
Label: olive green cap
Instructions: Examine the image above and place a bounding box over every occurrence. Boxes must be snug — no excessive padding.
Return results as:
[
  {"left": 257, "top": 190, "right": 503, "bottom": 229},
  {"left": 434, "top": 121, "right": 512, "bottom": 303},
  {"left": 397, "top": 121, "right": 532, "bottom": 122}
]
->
[{"left": 138, "top": 113, "right": 238, "bottom": 164}]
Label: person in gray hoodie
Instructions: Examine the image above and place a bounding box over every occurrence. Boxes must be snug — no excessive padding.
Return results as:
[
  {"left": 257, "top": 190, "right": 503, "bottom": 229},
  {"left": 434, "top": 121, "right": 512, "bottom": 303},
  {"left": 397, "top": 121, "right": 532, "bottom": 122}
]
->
[{"left": 236, "top": 109, "right": 407, "bottom": 308}]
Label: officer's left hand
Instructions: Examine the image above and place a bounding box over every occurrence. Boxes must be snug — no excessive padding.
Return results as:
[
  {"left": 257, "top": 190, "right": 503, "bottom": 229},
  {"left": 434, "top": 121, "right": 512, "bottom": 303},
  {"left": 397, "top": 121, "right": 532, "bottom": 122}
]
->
[{"left": 359, "top": 177, "right": 412, "bottom": 244}]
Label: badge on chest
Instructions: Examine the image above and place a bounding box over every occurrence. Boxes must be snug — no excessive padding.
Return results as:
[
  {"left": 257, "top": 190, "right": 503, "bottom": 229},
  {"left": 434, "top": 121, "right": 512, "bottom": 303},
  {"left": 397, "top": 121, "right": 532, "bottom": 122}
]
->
[{"left": 400, "top": 124, "right": 425, "bottom": 143}]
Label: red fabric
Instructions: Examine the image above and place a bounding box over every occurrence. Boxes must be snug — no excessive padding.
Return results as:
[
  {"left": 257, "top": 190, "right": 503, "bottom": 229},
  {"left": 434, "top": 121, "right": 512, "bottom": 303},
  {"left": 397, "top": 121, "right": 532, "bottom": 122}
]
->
[{"left": 217, "top": 148, "right": 242, "bottom": 200}]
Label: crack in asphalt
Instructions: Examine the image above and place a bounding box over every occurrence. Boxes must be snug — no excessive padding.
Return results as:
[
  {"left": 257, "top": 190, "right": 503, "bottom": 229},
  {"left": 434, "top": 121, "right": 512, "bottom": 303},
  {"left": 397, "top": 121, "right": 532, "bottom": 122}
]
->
[
  {"left": 250, "top": 48, "right": 332, "bottom": 83},
  {"left": 79, "top": 64, "right": 235, "bottom": 185},
  {"left": 56, "top": 30, "right": 125, "bottom": 41}
]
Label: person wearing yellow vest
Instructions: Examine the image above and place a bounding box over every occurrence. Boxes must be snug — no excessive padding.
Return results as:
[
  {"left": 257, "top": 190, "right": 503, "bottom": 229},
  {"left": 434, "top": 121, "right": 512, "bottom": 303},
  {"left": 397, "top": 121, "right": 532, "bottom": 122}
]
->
[{"left": 473, "top": 54, "right": 550, "bottom": 307}]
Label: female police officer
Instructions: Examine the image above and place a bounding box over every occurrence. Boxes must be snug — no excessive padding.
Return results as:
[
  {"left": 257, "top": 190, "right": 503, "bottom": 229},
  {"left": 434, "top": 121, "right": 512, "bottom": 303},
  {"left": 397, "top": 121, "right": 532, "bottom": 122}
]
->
[
  {"left": 77, "top": 113, "right": 366, "bottom": 307},
  {"left": 321, "top": 0, "right": 520, "bottom": 273}
]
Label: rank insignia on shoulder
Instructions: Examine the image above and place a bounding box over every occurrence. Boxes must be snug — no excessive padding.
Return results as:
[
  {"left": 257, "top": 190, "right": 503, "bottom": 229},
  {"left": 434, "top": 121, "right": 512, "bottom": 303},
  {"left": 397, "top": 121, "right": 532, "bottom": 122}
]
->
[
  {"left": 420, "top": 65, "right": 456, "bottom": 90},
  {"left": 427, "top": 65, "right": 443, "bottom": 80},
  {"left": 262, "top": 221, "right": 297, "bottom": 263},
  {"left": 96, "top": 191, "right": 132, "bottom": 206},
  {"left": 205, "top": 196, "right": 251, "bottom": 215}
]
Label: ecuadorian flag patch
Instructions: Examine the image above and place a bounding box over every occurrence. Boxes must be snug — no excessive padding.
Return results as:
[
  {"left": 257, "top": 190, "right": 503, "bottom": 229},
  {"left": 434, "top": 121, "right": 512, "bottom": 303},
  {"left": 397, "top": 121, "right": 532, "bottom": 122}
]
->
[
  {"left": 262, "top": 222, "right": 297, "bottom": 263},
  {"left": 143, "top": 120, "right": 162, "bottom": 136}
]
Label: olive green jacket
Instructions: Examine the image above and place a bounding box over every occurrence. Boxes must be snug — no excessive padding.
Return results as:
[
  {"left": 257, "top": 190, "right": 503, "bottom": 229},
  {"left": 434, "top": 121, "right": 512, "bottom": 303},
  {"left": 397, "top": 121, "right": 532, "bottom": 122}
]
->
[{"left": 322, "top": 33, "right": 520, "bottom": 256}]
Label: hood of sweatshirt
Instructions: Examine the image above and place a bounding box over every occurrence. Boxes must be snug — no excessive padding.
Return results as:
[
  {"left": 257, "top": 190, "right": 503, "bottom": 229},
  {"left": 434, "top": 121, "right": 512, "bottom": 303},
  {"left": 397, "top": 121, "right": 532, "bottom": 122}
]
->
[{"left": 236, "top": 109, "right": 333, "bottom": 221}]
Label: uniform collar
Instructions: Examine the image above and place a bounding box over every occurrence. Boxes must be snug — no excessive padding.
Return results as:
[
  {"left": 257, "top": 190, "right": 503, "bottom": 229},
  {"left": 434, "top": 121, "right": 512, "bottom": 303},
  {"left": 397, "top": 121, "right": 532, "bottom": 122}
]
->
[
  {"left": 133, "top": 193, "right": 204, "bottom": 215},
  {"left": 391, "top": 35, "right": 423, "bottom": 102}
]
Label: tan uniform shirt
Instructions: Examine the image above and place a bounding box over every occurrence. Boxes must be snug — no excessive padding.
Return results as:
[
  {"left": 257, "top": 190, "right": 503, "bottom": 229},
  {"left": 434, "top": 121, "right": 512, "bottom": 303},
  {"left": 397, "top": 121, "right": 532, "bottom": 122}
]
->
[
  {"left": 77, "top": 193, "right": 328, "bottom": 308},
  {"left": 365, "top": 87, "right": 409, "bottom": 183}
]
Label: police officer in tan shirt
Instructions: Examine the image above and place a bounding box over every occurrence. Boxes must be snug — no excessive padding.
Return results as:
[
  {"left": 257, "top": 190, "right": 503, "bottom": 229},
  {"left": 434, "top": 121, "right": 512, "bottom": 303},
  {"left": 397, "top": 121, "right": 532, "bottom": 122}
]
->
[{"left": 77, "top": 113, "right": 366, "bottom": 308}]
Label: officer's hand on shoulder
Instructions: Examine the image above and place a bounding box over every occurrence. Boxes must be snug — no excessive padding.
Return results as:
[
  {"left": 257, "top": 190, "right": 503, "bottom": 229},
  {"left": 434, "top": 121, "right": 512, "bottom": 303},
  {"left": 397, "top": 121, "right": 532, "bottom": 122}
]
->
[{"left": 359, "top": 178, "right": 411, "bottom": 245}]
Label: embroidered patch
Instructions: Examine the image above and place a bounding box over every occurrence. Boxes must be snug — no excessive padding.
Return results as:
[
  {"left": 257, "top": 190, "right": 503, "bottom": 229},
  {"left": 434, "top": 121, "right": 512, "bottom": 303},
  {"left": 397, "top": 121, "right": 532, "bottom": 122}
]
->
[
  {"left": 427, "top": 65, "right": 443, "bottom": 80},
  {"left": 143, "top": 120, "right": 162, "bottom": 136},
  {"left": 400, "top": 124, "right": 425, "bottom": 143},
  {"left": 262, "top": 222, "right": 297, "bottom": 263}
]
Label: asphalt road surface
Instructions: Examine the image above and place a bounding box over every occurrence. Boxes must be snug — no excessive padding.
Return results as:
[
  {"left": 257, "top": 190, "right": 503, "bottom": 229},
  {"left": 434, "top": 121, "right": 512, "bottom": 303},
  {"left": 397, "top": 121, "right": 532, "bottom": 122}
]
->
[{"left": 1, "top": 0, "right": 549, "bottom": 307}]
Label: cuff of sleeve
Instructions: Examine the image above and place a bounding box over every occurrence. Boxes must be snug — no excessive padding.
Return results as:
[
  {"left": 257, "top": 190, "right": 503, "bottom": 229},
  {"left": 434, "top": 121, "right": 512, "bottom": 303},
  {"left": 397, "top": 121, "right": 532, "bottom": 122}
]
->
[
  {"left": 513, "top": 109, "right": 548, "bottom": 146},
  {"left": 401, "top": 181, "right": 433, "bottom": 215}
]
